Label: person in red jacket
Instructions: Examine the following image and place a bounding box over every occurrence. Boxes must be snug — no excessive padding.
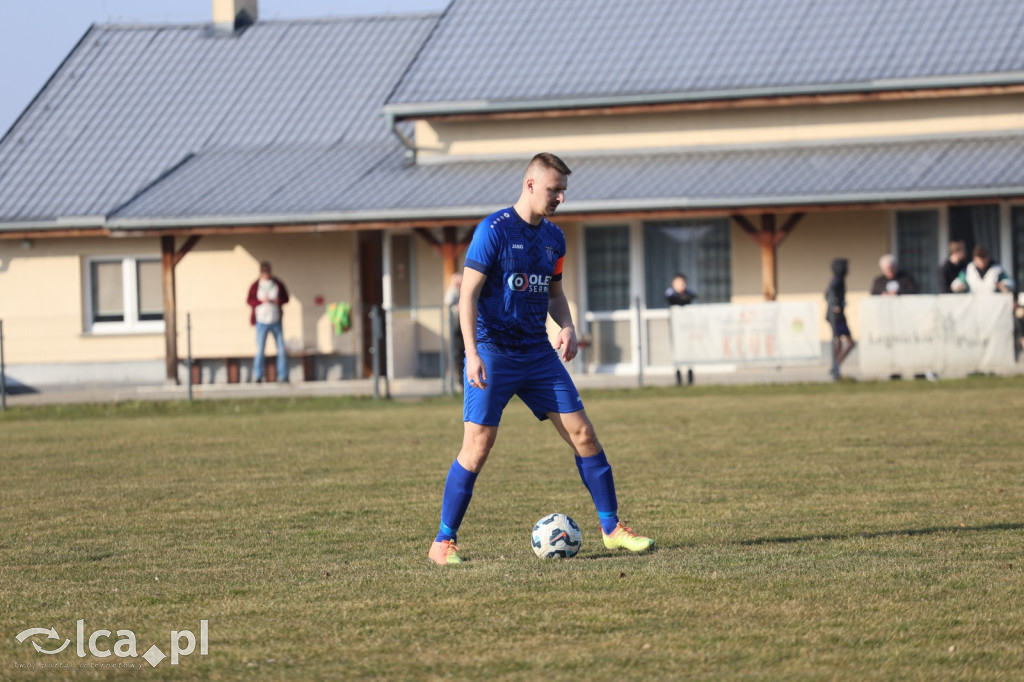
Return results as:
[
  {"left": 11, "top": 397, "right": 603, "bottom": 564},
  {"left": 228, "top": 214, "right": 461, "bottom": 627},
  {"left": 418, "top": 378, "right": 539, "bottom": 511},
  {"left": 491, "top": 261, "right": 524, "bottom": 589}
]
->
[{"left": 246, "top": 261, "right": 290, "bottom": 382}]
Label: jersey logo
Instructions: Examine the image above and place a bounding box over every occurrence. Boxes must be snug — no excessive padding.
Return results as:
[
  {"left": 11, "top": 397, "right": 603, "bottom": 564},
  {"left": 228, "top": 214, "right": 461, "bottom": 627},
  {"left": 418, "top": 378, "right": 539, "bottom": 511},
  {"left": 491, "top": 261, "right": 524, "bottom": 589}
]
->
[
  {"left": 512, "top": 243, "right": 524, "bottom": 250},
  {"left": 546, "top": 245, "right": 557, "bottom": 264},
  {"left": 508, "top": 273, "right": 552, "bottom": 293}
]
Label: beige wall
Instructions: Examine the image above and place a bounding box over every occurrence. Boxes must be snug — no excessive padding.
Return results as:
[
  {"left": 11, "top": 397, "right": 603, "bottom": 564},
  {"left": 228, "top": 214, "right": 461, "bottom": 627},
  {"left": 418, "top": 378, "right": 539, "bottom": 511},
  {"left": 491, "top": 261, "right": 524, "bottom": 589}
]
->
[
  {"left": 178, "top": 232, "right": 358, "bottom": 358},
  {"left": 411, "top": 234, "right": 445, "bottom": 353},
  {"left": 416, "top": 94, "right": 1024, "bottom": 158},
  {"left": 0, "top": 232, "right": 358, "bottom": 366},
  {"left": 731, "top": 210, "right": 891, "bottom": 339},
  {"left": 0, "top": 237, "right": 165, "bottom": 364}
]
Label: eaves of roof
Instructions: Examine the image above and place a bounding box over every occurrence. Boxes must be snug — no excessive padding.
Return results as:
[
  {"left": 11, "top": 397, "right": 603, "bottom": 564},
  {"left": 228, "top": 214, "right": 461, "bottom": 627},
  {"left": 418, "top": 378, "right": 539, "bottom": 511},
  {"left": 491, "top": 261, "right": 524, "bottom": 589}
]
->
[
  {"left": 4, "top": 187, "right": 1022, "bottom": 237},
  {"left": 384, "top": 72, "right": 1024, "bottom": 121}
]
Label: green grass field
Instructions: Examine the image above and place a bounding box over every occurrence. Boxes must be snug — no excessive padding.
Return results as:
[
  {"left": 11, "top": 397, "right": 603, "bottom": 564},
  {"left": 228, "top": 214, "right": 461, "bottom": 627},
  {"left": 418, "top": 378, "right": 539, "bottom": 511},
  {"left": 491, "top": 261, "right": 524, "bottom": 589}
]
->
[{"left": 2, "top": 378, "right": 1023, "bottom": 680}]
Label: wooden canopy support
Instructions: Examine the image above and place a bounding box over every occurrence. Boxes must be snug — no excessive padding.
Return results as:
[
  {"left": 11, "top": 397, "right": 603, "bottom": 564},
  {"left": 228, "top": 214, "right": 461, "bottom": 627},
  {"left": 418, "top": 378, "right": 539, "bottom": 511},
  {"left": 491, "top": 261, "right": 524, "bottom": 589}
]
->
[
  {"left": 731, "top": 212, "right": 804, "bottom": 301},
  {"left": 172, "top": 235, "right": 201, "bottom": 266},
  {"left": 414, "top": 226, "right": 474, "bottom": 286},
  {"left": 160, "top": 235, "right": 202, "bottom": 383}
]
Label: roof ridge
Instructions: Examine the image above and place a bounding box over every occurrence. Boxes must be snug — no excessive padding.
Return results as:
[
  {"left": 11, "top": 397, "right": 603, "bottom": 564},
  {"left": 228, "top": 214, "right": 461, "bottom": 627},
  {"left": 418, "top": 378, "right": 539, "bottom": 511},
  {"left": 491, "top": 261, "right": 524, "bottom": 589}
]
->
[{"left": 92, "top": 13, "right": 442, "bottom": 31}]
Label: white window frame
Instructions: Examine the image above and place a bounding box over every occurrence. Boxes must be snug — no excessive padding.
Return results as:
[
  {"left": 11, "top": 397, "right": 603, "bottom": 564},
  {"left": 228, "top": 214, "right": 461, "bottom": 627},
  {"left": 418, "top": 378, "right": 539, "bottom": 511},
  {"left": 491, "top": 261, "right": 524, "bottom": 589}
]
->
[
  {"left": 83, "top": 255, "right": 165, "bottom": 335},
  {"left": 579, "top": 220, "right": 643, "bottom": 374}
]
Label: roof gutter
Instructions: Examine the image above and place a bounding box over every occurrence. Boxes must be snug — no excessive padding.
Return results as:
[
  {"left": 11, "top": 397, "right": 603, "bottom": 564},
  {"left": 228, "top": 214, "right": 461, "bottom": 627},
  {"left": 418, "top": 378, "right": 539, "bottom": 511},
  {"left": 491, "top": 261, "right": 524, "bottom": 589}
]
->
[
  {"left": 93, "top": 185, "right": 1024, "bottom": 230},
  {"left": 5, "top": 184, "right": 1024, "bottom": 238},
  {"left": 383, "top": 72, "right": 1024, "bottom": 120}
]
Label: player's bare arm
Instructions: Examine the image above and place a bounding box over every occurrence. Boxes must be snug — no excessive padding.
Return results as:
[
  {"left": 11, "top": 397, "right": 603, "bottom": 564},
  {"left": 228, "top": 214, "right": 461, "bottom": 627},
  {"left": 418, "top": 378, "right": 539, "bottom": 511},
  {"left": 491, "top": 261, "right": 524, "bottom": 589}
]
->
[
  {"left": 548, "top": 279, "right": 578, "bottom": 362},
  {"left": 460, "top": 267, "right": 488, "bottom": 389}
]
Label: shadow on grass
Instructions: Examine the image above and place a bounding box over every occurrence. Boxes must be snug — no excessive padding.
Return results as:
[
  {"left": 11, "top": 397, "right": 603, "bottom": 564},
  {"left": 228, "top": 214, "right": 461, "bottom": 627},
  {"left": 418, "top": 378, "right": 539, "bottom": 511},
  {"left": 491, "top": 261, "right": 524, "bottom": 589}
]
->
[
  {"left": 579, "top": 547, "right": 661, "bottom": 560},
  {"left": 740, "top": 521, "right": 1024, "bottom": 546}
]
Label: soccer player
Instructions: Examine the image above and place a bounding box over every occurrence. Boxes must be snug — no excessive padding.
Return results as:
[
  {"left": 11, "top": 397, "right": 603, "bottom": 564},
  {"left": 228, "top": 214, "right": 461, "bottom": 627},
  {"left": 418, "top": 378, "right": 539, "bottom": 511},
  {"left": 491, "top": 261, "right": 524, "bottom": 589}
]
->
[{"left": 428, "top": 153, "right": 654, "bottom": 565}]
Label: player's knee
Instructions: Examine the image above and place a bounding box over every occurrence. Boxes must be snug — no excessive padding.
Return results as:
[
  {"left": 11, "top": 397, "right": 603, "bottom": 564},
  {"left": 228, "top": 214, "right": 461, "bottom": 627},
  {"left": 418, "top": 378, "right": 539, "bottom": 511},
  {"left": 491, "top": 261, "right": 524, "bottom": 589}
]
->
[
  {"left": 457, "top": 449, "right": 488, "bottom": 473},
  {"left": 459, "top": 427, "right": 496, "bottom": 471},
  {"left": 571, "top": 422, "right": 599, "bottom": 451}
]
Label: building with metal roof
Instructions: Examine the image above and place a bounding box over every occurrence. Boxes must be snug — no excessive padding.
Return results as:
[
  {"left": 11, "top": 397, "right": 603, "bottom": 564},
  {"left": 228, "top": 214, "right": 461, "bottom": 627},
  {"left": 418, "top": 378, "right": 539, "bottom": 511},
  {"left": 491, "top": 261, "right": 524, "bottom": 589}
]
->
[
  {"left": 2, "top": 0, "right": 1024, "bottom": 389},
  {"left": 386, "top": 0, "right": 1024, "bottom": 116}
]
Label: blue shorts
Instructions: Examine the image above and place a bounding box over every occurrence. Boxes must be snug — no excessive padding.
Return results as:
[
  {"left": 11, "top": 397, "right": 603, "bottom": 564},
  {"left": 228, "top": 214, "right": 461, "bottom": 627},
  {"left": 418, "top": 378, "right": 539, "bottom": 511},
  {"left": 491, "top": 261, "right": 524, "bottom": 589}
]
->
[{"left": 464, "top": 348, "right": 583, "bottom": 426}]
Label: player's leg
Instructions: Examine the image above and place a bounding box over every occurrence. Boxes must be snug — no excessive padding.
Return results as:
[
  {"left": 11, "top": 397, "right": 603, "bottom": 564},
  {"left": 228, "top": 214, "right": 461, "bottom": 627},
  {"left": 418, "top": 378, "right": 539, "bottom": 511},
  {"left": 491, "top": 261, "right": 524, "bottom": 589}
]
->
[
  {"left": 253, "top": 323, "right": 269, "bottom": 382},
  {"left": 430, "top": 348, "right": 515, "bottom": 565},
  {"left": 547, "top": 410, "right": 654, "bottom": 553},
  {"left": 519, "top": 351, "right": 652, "bottom": 553},
  {"left": 549, "top": 414, "right": 591, "bottom": 495},
  {"left": 547, "top": 408, "right": 613, "bottom": 526},
  {"left": 429, "top": 422, "right": 498, "bottom": 565},
  {"left": 439, "top": 422, "right": 498, "bottom": 542}
]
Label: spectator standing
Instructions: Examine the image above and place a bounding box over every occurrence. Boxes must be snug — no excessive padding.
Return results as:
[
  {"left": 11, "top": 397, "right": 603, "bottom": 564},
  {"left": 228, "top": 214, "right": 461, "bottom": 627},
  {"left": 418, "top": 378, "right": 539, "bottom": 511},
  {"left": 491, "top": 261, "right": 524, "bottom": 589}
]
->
[
  {"left": 870, "top": 254, "right": 919, "bottom": 296},
  {"left": 951, "top": 246, "right": 1014, "bottom": 293},
  {"left": 938, "top": 240, "right": 968, "bottom": 293},
  {"left": 825, "top": 258, "right": 855, "bottom": 380},
  {"left": 246, "top": 261, "right": 290, "bottom": 383},
  {"left": 664, "top": 273, "right": 697, "bottom": 307}
]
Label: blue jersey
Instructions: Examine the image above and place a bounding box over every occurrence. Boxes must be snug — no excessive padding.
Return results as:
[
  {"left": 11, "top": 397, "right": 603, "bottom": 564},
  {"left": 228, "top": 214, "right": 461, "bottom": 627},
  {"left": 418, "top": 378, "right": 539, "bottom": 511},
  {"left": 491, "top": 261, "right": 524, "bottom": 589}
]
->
[{"left": 464, "top": 207, "right": 566, "bottom": 354}]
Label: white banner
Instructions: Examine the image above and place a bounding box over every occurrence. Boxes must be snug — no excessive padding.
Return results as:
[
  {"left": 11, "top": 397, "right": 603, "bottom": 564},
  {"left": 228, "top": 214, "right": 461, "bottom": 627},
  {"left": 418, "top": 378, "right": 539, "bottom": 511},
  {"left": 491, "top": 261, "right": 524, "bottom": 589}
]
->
[
  {"left": 669, "top": 302, "right": 821, "bottom": 365},
  {"left": 858, "top": 294, "right": 1015, "bottom": 376}
]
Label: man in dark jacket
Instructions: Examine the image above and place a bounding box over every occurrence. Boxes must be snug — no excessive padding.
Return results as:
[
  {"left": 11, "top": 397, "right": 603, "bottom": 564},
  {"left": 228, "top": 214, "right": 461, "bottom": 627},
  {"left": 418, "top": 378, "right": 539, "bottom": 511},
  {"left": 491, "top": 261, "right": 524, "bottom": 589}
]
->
[
  {"left": 870, "top": 254, "right": 919, "bottom": 296},
  {"left": 825, "top": 258, "right": 855, "bottom": 380},
  {"left": 938, "top": 240, "right": 967, "bottom": 293}
]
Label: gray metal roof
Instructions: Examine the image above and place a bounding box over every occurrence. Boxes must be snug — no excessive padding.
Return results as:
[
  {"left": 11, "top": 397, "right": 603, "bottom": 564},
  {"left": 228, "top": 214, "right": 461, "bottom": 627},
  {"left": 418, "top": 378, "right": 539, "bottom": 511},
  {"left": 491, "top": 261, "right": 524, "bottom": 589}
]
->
[
  {"left": 0, "top": 14, "right": 439, "bottom": 224},
  {"left": 104, "top": 134, "right": 1024, "bottom": 228},
  {"left": 386, "top": 0, "right": 1024, "bottom": 116}
]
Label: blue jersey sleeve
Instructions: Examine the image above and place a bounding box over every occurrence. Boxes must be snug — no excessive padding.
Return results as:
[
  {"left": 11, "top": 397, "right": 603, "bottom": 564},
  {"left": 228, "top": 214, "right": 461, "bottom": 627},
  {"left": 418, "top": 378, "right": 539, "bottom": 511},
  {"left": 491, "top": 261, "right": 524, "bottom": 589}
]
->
[{"left": 464, "top": 216, "right": 503, "bottom": 274}]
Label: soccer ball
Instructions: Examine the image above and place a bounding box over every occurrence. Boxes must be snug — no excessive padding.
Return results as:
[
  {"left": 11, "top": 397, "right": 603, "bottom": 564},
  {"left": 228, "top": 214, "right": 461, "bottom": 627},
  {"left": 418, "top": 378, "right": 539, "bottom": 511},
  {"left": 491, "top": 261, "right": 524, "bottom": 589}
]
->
[{"left": 531, "top": 513, "right": 582, "bottom": 558}]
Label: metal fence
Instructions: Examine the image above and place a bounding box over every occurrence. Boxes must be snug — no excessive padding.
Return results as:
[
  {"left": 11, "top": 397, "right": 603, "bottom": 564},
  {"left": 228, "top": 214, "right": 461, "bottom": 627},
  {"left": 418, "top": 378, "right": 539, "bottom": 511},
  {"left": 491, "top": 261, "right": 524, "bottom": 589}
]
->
[
  {"left": 1, "top": 319, "right": 7, "bottom": 411},
  {"left": 3, "top": 299, "right": 1023, "bottom": 404}
]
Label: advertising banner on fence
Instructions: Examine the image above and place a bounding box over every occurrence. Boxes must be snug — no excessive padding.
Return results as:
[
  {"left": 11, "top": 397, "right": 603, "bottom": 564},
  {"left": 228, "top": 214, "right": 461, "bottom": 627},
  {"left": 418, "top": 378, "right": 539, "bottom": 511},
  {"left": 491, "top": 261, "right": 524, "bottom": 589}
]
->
[
  {"left": 669, "top": 302, "right": 821, "bottom": 365},
  {"left": 858, "top": 294, "right": 1015, "bottom": 376}
]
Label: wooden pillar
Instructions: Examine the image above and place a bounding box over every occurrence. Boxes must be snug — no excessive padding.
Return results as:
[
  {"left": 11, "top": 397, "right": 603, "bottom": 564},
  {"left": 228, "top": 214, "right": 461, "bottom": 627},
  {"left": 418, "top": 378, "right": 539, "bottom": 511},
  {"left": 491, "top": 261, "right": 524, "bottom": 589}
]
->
[
  {"left": 760, "top": 214, "right": 778, "bottom": 301},
  {"left": 161, "top": 236, "right": 178, "bottom": 384},
  {"left": 414, "top": 227, "right": 475, "bottom": 289},
  {"left": 732, "top": 212, "right": 804, "bottom": 302},
  {"left": 441, "top": 226, "right": 458, "bottom": 286}
]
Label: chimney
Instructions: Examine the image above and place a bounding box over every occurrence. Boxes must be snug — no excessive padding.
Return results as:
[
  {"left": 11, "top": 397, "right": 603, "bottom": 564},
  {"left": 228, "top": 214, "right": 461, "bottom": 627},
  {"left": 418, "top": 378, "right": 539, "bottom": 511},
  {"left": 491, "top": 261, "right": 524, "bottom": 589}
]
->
[{"left": 213, "top": 0, "right": 258, "bottom": 32}]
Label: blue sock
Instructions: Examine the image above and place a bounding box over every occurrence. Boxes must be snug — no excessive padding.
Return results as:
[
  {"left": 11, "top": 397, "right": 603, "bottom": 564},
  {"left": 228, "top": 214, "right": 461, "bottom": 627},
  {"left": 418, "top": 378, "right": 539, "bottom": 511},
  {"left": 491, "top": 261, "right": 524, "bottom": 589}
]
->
[
  {"left": 577, "top": 450, "right": 619, "bottom": 535},
  {"left": 435, "top": 459, "right": 478, "bottom": 542},
  {"left": 574, "top": 454, "right": 591, "bottom": 493}
]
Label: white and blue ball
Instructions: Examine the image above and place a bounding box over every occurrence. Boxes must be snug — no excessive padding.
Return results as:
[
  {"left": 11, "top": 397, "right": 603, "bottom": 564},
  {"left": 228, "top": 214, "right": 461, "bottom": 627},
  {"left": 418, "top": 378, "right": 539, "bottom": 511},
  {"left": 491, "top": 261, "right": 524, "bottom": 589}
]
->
[{"left": 531, "top": 513, "right": 582, "bottom": 558}]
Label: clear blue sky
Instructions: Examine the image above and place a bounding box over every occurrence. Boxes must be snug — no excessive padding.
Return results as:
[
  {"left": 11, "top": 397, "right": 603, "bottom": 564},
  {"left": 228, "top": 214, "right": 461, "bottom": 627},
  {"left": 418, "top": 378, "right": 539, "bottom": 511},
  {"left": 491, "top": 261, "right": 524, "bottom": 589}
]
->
[{"left": 0, "top": 0, "right": 449, "bottom": 135}]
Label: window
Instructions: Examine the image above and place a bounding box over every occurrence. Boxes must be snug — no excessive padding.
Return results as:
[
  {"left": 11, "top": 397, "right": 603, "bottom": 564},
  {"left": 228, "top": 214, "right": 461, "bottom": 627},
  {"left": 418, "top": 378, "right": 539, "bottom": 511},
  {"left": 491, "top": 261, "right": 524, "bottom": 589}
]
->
[
  {"left": 643, "top": 218, "right": 731, "bottom": 306},
  {"left": 949, "top": 205, "right": 1001, "bottom": 262},
  {"left": 389, "top": 234, "right": 412, "bottom": 308},
  {"left": 86, "top": 257, "right": 164, "bottom": 333},
  {"left": 584, "top": 226, "right": 630, "bottom": 311},
  {"left": 895, "top": 210, "right": 939, "bottom": 294}
]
